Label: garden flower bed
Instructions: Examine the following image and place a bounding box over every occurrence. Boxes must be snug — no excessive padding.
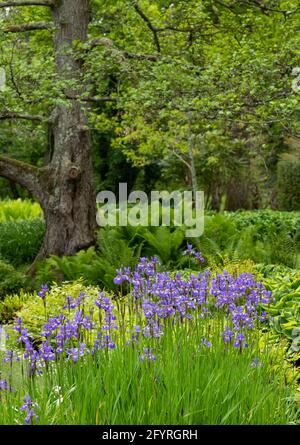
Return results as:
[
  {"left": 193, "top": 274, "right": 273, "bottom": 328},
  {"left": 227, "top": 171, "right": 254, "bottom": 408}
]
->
[{"left": 0, "top": 252, "right": 299, "bottom": 425}]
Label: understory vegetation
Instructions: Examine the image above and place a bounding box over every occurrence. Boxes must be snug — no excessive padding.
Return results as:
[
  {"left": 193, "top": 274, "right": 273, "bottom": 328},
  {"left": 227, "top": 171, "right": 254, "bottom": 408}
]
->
[{"left": 0, "top": 200, "right": 299, "bottom": 425}]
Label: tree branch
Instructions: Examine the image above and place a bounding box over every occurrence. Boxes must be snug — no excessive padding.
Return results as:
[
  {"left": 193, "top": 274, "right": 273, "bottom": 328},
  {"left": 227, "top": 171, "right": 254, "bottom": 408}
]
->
[
  {"left": 0, "top": 0, "right": 53, "bottom": 7},
  {"left": 132, "top": 1, "right": 161, "bottom": 52},
  {"left": 81, "top": 96, "right": 118, "bottom": 103},
  {"left": 0, "top": 111, "right": 44, "bottom": 121},
  {"left": 88, "top": 38, "right": 208, "bottom": 73},
  {"left": 171, "top": 148, "right": 193, "bottom": 174},
  {"left": 64, "top": 92, "right": 118, "bottom": 103},
  {"left": 3, "top": 22, "right": 54, "bottom": 33},
  {"left": 0, "top": 155, "right": 43, "bottom": 200},
  {"left": 122, "top": 50, "right": 159, "bottom": 62},
  {"left": 240, "top": 0, "right": 299, "bottom": 15},
  {"left": 89, "top": 38, "right": 159, "bottom": 62}
]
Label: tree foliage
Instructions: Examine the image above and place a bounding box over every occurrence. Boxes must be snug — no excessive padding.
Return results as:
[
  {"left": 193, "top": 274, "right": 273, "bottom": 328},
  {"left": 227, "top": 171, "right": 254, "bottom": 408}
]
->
[{"left": 0, "top": 0, "right": 300, "bottom": 209}]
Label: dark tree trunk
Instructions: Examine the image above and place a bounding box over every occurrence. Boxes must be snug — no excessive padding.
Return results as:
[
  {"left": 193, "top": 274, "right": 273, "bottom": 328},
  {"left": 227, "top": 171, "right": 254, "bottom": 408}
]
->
[
  {"left": 37, "top": 0, "right": 96, "bottom": 260},
  {"left": 211, "top": 181, "right": 221, "bottom": 212},
  {"left": 0, "top": 0, "right": 97, "bottom": 272},
  {"left": 225, "top": 169, "right": 261, "bottom": 211},
  {"left": 9, "top": 180, "right": 20, "bottom": 199}
]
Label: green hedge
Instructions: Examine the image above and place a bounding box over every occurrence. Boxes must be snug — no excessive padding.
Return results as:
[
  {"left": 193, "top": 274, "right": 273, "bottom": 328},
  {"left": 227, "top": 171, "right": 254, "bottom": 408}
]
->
[
  {"left": 0, "top": 260, "right": 26, "bottom": 299},
  {"left": 0, "top": 219, "right": 44, "bottom": 267},
  {"left": 277, "top": 161, "right": 300, "bottom": 211},
  {"left": 226, "top": 210, "right": 300, "bottom": 237}
]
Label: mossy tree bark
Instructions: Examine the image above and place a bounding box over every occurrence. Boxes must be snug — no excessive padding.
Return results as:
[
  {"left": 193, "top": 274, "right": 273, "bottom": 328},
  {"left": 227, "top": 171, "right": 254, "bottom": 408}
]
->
[{"left": 0, "top": 0, "right": 97, "bottom": 271}]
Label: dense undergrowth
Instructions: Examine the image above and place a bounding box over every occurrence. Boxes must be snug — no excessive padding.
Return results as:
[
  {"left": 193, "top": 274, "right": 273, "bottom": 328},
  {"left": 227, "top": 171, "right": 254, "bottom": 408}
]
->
[
  {"left": 0, "top": 256, "right": 299, "bottom": 424},
  {"left": 0, "top": 199, "right": 299, "bottom": 424}
]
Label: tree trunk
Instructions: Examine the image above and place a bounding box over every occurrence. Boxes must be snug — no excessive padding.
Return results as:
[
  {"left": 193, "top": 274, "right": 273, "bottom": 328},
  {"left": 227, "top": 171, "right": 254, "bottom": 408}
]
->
[
  {"left": 0, "top": 0, "right": 97, "bottom": 272},
  {"left": 9, "top": 180, "right": 20, "bottom": 199},
  {"left": 187, "top": 115, "right": 198, "bottom": 199},
  {"left": 211, "top": 181, "right": 221, "bottom": 212},
  {"left": 36, "top": 0, "right": 96, "bottom": 261}
]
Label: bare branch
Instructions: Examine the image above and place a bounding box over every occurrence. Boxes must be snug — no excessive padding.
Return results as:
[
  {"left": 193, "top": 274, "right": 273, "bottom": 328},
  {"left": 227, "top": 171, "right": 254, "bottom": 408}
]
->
[
  {"left": 81, "top": 96, "right": 118, "bottom": 103},
  {"left": 215, "top": 0, "right": 300, "bottom": 17},
  {"left": 65, "top": 92, "right": 118, "bottom": 103},
  {"left": 132, "top": 1, "right": 161, "bottom": 52},
  {"left": 171, "top": 148, "right": 193, "bottom": 173},
  {"left": 89, "top": 38, "right": 114, "bottom": 49},
  {"left": 8, "top": 41, "right": 25, "bottom": 101},
  {"left": 3, "top": 22, "right": 54, "bottom": 33},
  {"left": 122, "top": 51, "right": 159, "bottom": 62},
  {"left": 0, "top": 111, "right": 44, "bottom": 121},
  {"left": 0, "top": 0, "right": 53, "bottom": 7},
  {"left": 156, "top": 24, "right": 217, "bottom": 34},
  {"left": 89, "top": 38, "right": 159, "bottom": 62},
  {"left": 88, "top": 38, "right": 207, "bottom": 73},
  {"left": 0, "top": 155, "right": 43, "bottom": 200},
  {"left": 239, "top": 0, "right": 300, "bottom": 15}
]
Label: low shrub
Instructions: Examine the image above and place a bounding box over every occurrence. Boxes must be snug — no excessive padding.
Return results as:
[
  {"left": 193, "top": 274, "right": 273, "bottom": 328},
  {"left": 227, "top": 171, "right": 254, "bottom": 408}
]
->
[
  {"left": 1, "top": 257, "right": 299, "bottom": 425},
  {"left": 194, "top": 211, "right": 300, "bottom": 269},
  {"left": 227, "top": 210, "right": 300, "bottom": 234},
  {"left": 255, "top": 264, "right": 300, "bottom": 356},
  {"left": 0, "top": 199, "right": 42, "bottom": 222},
  {"left": 0, "top": 290, "right": 30, "bottom": 324},
  {"left": 36, "top": 228, "right": 144, "bottom": 290},
  {"left": 0, "top": 219, "right": 44, "bottom": 267},
  {"left": 16, "top": 280, "right": 102, "bottom": 336},
  {"left": 0, "top": 260, "right": 26, "bottom": 299}
]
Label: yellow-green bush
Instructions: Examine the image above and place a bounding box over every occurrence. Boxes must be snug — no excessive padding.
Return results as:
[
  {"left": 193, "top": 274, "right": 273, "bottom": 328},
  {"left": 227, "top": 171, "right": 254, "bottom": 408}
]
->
[
  {"left": 0, "top": 199, "right": 42, "bottom": 222},
  {"left": 16, "top": 280, "right": 105, "bottom": 336},
  {"left": 0, "top": 290, "right": 30, "bottom": 323}
]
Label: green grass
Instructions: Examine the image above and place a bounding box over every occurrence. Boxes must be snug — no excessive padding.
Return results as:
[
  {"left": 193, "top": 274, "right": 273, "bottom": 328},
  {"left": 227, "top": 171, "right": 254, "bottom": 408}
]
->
[
  {"left": 0, "top": 201, "right": 299, "bottom": 425},
  {"left": 0, "top": 313, "right": 298, "bottom": 425}
]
